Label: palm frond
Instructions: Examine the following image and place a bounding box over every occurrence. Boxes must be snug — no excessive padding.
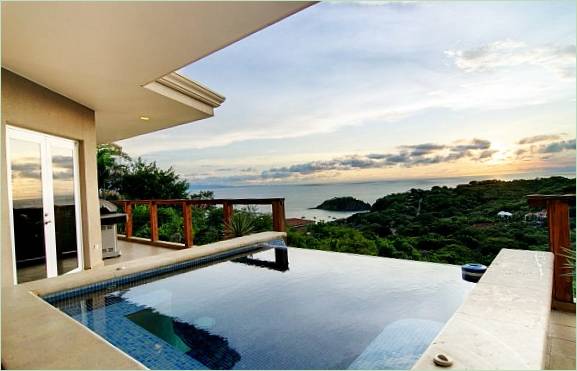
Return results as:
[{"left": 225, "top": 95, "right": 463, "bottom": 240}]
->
[
  {"left": 559, "top": 246, "right": 576, "bottom": 278},
  {"left": 224, "top": 213, "right": 255, "bottom": 237}
]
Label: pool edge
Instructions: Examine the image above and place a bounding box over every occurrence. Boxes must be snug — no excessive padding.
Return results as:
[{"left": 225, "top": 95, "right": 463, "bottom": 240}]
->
[
  {"left": 411, "top": 248, "right": 554, "bottom": 370},
  {"left": 1, "top": 231, "right": 285, "bottom": 370}
]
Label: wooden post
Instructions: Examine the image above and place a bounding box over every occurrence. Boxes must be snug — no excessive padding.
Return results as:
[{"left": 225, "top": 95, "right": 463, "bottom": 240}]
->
[
  {"left": 528, "top": 194, "right": 575, "bottom": 304},
  {"left": 117, "top": 197, "right": 292, "bottom": 249},
  {"left": 149, "top": 201, "right": 158, "bottom": 242},
  {"left": 547, "top": 199, "right": 573, "bottom": 303},
  {"left": 124, "top": 201, "right": 133, "bottom": 238},
  {"left": 272, "top": 199, "right": 286, "bottom": 232},
  {"left": 222, "top": 201, "right": 234, "bottom": 239},
  {"left": 182, "top": 202, "right": 193, "bottom": 248}
]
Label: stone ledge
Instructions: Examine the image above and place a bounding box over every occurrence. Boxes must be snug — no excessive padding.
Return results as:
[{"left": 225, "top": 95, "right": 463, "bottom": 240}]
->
[
  {"left": 412, "top": 249, "right": 554, "bottom": 370},
  {"left": 22, "top": 231, "right": 285, "bottom": 296}
]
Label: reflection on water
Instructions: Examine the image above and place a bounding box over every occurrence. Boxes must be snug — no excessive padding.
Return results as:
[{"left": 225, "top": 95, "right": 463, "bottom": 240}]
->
[
  {"left": 232, "top": 247, "right": 289, "bottom": 272},
  {"left": 126, "top": 246, "right": 289, "bottom": 368},
  {"left": 50, "top": 246, "right": 473, "bottom": 370},
  {"left": 128, "top": 308, "right": 241, "bottom": 370}
]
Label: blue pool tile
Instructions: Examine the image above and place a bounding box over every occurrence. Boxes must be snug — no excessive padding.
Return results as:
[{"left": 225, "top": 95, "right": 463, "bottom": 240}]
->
[
  {"left": 44, "top": 241, "right": 284, "bottom": 303},
  {"left": 41, "top": 241, "right": 287, "bottom": 369},
  {"left": 348, "top": 319, "right": 444, "bottom": 370}
]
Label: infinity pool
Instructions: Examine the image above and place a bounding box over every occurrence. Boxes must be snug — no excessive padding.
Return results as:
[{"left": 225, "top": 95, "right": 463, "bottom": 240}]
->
[{"left": 46, "top": 243, "right": 473, "bottom": 369}]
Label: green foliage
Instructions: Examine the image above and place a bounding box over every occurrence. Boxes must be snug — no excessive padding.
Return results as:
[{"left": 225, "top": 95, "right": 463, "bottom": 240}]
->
[
  {"left": 190, "top": 190, "right": 215, "bottom": 200},
  {"left": 315, "top": 196, "right": 371, "bottom": 211},
  {"left": 288, "top": 222, "right": 378, "bottom": 256},
  {"left": 97, "top": 143, "right": 129, "bottom": 197},
  {"left": 222, "top": 206, "right": 273, "bottom": 238},
  {"left": 192, "top": 206, "right": 224, "bottom": 245},
  {"left": 98, "top": 147, "right": 575, "bottom": 269},
  {"left": 560, "top": 245, "right": 576, "bottom": 298},
  {"left": 130, "top": 201, "right": 274, "bottom": 245},
  {"left": 562, "top": 246, "right": 576, "bottom": 271},
  {"left": 97, "top": 143, "right": 189, "bottom": 200},
  {"left": 158, "top": 206, "right": 184, "bottom": 243},
  {"left": 290, "top": 177, "right": 576, "bottom": 266},
  {"left": 119, "top": 158, "right": 189, "bottom": 200},
  {"left": 131, "top": 204, "right": 151, "bottom": 239},
  {"left": 97, "top": 145, "right": 275, "bottom": 245},
  {"left": 225, "top": 213, "right": 256, "bottom": 237}
]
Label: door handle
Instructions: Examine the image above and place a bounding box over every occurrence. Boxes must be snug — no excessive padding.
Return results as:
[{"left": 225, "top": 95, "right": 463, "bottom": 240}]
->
[{"left": 44, "top": 220, "right": 52, "bottom": 225}]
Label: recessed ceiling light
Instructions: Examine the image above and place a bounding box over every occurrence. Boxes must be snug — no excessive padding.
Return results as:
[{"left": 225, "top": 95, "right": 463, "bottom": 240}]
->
[{"left": 140, "top": 116, "right": 150, "bottom": 121}]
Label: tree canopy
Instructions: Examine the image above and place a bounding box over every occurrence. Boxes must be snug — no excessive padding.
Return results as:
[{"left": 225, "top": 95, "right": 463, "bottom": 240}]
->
[
  {"left": 314, "top": 196, "right": 371, "bottom": 211},
  {"left": 97, "top": 145, "right": 271, "bottom": 245},
  {"left": 289, "top": 177, "right": 576, "bottom": 266},
  {"left": 97, "top": 143, "right": 188, "bottom": 200}
]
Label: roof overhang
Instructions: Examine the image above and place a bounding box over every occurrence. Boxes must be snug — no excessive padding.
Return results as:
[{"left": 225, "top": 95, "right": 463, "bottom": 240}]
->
[{"left": 1, "top": 1, "right": 315, "bottom": 143}]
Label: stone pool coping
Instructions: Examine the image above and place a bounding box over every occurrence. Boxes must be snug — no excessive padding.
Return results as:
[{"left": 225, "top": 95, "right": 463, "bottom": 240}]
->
[
  {"left": 1, "top": 231, "right": 285, "bottom": 370},
  {"left": 412, "top": 248, "right": 554, "bottom": 370}
]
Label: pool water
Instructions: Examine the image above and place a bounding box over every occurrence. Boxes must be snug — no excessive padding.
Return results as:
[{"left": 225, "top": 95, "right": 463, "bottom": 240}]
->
[{"left": 47, "top": 244, "right": 473, "bottom": 370}]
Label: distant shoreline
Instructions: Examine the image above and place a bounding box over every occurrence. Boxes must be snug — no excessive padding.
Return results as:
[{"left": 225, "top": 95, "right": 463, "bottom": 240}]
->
[
  {"left": 189, "top": 170, "right": 576, "bottom": 190},
  {"left": 195, "top": 174, "right": 575, "bottom": 222}
]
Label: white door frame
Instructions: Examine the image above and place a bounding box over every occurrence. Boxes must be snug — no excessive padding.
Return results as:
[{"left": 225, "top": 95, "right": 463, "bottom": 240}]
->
[{"left": 6, "top": 125, "right": 84, "bottom": 284}]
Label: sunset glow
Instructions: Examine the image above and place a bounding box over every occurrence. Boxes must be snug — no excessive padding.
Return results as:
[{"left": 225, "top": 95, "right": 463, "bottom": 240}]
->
[{"left": 119, "top": 1, "right": 576, "bottom": 185}]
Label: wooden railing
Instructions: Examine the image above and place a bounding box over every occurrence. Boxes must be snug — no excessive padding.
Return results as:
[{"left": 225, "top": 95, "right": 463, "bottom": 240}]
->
[
  {"left": 115, "top": 198, "right": 286, "bottom": 249},
  {"left": 527, "top": 194, "right": 576, "bottom": 304}
]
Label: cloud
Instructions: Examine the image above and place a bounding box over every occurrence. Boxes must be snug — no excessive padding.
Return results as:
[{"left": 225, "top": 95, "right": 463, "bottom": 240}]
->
[
  {"left": 122, "top": 26, "right": 576, "bottom": 157},
  {"left": 240, "top": 167, "right": 257, "bottom": 173},
  {"left": 478, "top": 150, "right": 498, "bottom": 159},
  {"left": 188, "top": 138, "right": 497, "bottom": 184},
  {"left": 11, "top": 156, "right": 74, "bottom": 182},
  {"left": 515, "top": 135, "right": 576, "bottom": 160},
  {"left": 539, "top": 139, "right": 576, "bottom": 153},
  {"left": 118, "top": 2, "right": 576, "bottom": 173},
  {"left": 400, "top": 143, "right": 446, "bottom": 156},
  {"left": 366, "top": 153, "right": 389, "bottom": 160},
  {"left": 452, "top": 138, "right": 491, "bottom": 151},
  {"left": 518, "top": 134, "right": 563, "bottom": 144},
  {"left": 355, "top": 1, "right": 418, "bottom": 8},
  {"left": 515, "top": 148, "right": 527, "bottom": 156},
  {"left": 446, "top": 40, "right": 576, "bottom": 79},
  {"left": 10, "top": 159, "right": 41, "bottom": 180}
]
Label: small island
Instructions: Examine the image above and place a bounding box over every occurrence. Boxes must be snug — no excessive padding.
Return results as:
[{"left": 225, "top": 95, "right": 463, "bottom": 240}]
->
[{"left": 314, "top": 196, "right": 371, "bottom": 211}]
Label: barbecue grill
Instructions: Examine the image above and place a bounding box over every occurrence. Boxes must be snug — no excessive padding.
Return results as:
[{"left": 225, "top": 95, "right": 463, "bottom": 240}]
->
[{"left": 99, "top": 199, "right": 126, "bottom": 258}]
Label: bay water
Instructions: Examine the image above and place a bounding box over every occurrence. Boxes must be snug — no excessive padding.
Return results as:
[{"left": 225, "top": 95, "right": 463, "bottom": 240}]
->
[{"left": 189, "top": 172, "right": 574, "bottom": 221}]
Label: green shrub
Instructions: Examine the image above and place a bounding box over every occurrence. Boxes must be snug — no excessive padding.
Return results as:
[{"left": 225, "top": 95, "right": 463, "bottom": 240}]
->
[{"left": 225, "top": 212, "right": 256, "bottom": 237}]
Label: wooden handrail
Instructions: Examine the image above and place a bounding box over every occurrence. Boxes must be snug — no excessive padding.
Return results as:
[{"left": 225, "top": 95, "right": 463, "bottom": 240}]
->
[
  {"left": 527, "top": 194, "right": 575, "bottom": 304},
  {"left": 116, "top": 198, "right": 287, "bottom": 206},
  {"left": 272, "top": 199, "right": 286, "bottom": 233},
  {"left": 114, "top": 198, "right": 286, "bottom": 249},
  {"left": 527, "top": 194, "right": 576, "bottom": 207},
  {"left": 149, "top": 201, "right": 159, "bottom": 242},
  {"left": 182, "top": 203, "right": 193, "bottom": 247},
  {"left": 222, "top": 201, "right": 234, "bottom": 239},
  {"left": 123, "top": 202, "right": 133, "bottom": 239}
]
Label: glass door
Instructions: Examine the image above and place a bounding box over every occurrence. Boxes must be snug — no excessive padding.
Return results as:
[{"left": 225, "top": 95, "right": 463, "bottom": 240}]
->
[
  {"left": 7, "top": 132, "right": 47, "bottom": 283},
  {"left": 49, "top": 139, "right": 82, "bottom": 276},
  {"left": 7, "top": 126, "right": 83, "bottom": 284}
]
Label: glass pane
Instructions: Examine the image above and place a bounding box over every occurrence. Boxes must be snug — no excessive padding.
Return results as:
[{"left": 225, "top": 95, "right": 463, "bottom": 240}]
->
[
  {"left": 52, "top": 146, "right": 79, "bottom": 275},
  {"left": 10, "top": 138, "right": 47, "bottom": 283}
]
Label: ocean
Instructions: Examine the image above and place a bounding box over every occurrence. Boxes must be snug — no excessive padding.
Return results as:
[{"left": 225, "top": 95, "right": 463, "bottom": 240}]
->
[{"left": 189, "top": 172, "right": 575, "bottom": 221}]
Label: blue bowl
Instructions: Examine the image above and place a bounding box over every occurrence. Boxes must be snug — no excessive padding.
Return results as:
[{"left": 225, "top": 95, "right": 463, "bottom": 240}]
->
[{"left": 461, "top": 263, "right": 487, "bottom": 283}]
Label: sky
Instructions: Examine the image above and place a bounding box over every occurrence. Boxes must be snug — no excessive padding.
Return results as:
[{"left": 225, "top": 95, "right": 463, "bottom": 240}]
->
[{"left": 119, "top": 1, "right": 576, "bottom": 186}]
